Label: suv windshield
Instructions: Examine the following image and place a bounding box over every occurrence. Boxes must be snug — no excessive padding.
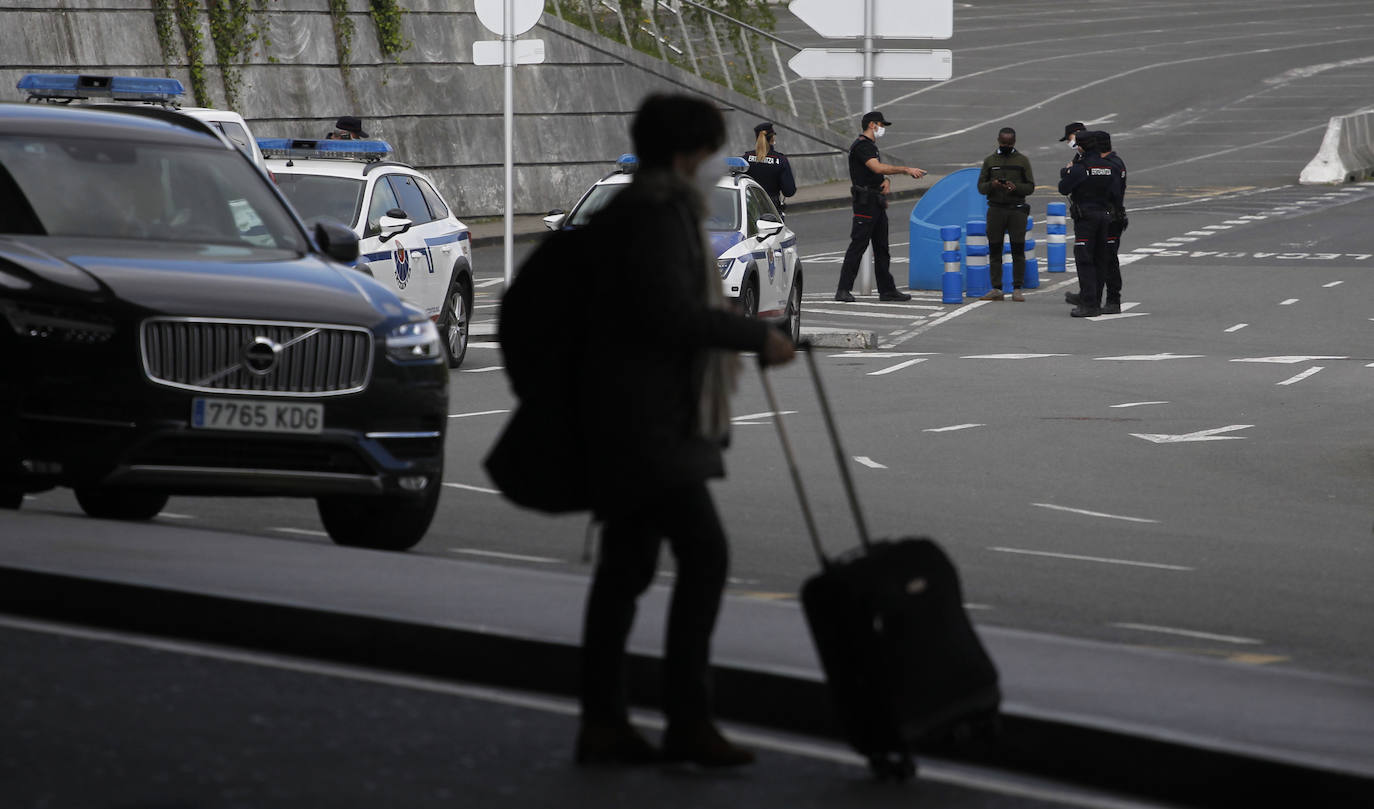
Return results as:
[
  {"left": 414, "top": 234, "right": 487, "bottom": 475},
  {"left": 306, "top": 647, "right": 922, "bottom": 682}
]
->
[
  {"left": 273, "top": 173, "right": 365, "bottom": 229},
  {"left": 0, "top": 135, "right": 306, "bottom": 251},
  {"left": 568, "top": 183, "right": 739, "bottom": 231}
]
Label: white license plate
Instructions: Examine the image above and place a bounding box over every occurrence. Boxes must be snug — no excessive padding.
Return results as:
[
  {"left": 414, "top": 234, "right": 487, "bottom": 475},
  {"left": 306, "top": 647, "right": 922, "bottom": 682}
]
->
[{"left": 191, "top": 398, "right": 323, "bottom": 434}]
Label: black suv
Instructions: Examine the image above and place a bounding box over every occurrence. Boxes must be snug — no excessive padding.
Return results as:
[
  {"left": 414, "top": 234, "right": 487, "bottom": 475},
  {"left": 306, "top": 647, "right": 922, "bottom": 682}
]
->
[{"left": 0, "top": 103, "right": 448, "bottom": 551}]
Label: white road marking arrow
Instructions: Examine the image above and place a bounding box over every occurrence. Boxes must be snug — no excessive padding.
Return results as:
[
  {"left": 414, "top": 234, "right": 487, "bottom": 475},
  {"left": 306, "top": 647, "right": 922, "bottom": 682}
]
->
[
  {"left": 1130, "top": 425, "right": 1253, "bottom": 444},
  {"left": 1096, "top": 353, "right": 1205, "bottom": 361}
]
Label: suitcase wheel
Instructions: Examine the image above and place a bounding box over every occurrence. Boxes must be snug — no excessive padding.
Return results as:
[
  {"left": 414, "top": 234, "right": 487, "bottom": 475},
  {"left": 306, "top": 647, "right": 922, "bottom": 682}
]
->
[{"left": 867, "top": 751, "right": 916, "bottom": 782}]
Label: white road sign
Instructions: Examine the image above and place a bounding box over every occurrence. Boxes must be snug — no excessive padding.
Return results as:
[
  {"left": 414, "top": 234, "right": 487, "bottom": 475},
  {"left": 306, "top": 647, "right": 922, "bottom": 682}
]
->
[
  {"left": 473, "top": 39, "right": 546, "bottom": 66},
  {"left": 475, "top": 0, "right": 543, "bottom": 36},
  {"left": 788, "top": 48, "right": 952, "bottom": 81},
  {"left": 789, "top": 0, "right": 953, "bottom": 40}
]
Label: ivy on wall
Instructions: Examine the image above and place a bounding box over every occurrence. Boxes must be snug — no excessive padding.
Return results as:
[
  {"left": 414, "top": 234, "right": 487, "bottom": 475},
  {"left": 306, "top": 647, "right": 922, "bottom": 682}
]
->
[
  {"left": 207, "top": 0, "right": 273, "bottom": 110},
  {"left": 369, "top": 0, "right": 409, "bottom": 63},
  {"left": 329, "top": 0, "right": 356, "bottom": 72},
  {"left": 172, "top": 0, "right": 209, "bottom": 105}
]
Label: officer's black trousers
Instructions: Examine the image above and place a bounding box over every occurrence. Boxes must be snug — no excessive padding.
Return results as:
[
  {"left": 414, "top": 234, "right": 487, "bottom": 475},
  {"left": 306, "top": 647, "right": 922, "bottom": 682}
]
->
[
  {"left": 581, "top": 481, "right": 728, "bottom": 726},
  {"left": 1072, "top": 210, "right": 1112, "bottom": 308},
  {"left": 1103, "top": 220, "right": 1124, "bottom": 305},
  {"left": 986, "top": 205, "right": 1029, "bottom": 291},
  {"left": 837, "top": 203, "right": 899, "bottom": 294}
]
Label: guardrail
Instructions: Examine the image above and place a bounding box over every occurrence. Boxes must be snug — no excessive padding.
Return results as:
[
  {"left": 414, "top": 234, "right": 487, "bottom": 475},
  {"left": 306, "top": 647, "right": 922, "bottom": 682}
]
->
[
  {"left": 1299, "top": 109, "right": 1374, "bottom": 184},
  {"left": 546, "top": 0, "right": 853, "bottom": 132}
]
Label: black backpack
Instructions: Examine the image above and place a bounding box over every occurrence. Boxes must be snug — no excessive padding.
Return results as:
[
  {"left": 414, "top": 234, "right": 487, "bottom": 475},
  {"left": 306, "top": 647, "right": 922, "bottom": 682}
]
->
[{"left": 482, "top": 227, "right": 594, "bottom": 513}]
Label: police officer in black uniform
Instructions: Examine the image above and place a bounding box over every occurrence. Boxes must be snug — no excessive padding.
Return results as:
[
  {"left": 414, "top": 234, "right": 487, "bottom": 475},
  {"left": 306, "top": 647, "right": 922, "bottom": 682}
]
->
[
  {"left": 835, "top": 111, "right": 927, "bottom": 302},
  {"left": 1057, "top": 131, "right": 1124, "bottom": 318},
  {"left": 1097, "top": 132, "right": 1128, "bottom": 314},
  {"left": 743, "top": 122, "right": 796, "bottom": 213}
]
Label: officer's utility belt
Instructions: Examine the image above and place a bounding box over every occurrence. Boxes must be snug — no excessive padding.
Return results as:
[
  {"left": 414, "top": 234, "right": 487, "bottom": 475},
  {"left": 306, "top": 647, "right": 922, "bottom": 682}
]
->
[
  {"left": 1068, "top": 202, "right": 1108, "bottom": 220},
  {"left": 851, "top": 185, "right": 886, "bottom": 208},
  {"left": 988, "top": 201, "right": 1030, "bottom": 211}
]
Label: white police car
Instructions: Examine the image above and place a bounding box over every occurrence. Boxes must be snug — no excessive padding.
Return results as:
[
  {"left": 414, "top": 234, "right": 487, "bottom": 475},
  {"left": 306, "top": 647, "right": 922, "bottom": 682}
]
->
[
  {"left": 545, "top": 155, "right": 804, "bottom": 342},
  {"left": 260, "top": 139, "right": 475, "bottom": 367},
  {"left": 17, "top": 73, "right": 270, "bottom": 174}
]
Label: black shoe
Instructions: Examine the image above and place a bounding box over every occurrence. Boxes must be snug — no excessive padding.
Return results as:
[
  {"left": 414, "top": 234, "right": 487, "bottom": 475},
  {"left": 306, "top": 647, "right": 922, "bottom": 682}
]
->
[
  {"left": 834, "top": 290, "right": 856, "bottom": 302},
  {"left": 1100, "top": 301, "right": 1121, "bottom": 315},
  {"left": 1064, "top": 291, "right": 1081, "bottom": 305},
  {"left": 1070, "top": 305, "right": 1101, "bottom": 318},
  {"left": 662, "top": 722, "right": 756, "bottom": 768},
  {"left": 878, "top": 290, "right": 913, "bottom": 302},
  {"left": 575, "top": 722, "right": 660, "bottom": 766}
]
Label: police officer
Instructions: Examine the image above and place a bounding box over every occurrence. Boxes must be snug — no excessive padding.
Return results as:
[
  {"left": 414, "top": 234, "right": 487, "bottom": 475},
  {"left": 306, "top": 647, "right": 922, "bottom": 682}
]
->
[
  {"left": 743, "top": 122, "right": 796, "bottom": 213},
  {"left": 1097, "top": 132, "right": 1128, "bottom": 314},
  {"left": 1057, "top": 131, "right": 1124, "bottom": 318},
  {"left": 1059, "top": 121, "right": 1086, "bottom": 156},
  {"left": 835, "top": 111, "right": 927, "bottom": 302},
  {"left": 976, "top": 127, "right": 1035, "bottom": 302}
]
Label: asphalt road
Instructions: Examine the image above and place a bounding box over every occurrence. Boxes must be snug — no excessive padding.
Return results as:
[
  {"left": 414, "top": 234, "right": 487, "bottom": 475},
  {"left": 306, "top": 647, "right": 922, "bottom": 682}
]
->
[{"left": 11, "top": 0, "right": 1374, "bottom": 720}]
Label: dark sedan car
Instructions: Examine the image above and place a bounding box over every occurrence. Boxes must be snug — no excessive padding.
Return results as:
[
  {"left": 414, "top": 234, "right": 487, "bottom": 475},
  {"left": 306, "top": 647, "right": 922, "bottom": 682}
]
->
[{"left": 0, "top": 103, "right": 448, "bottom": 550}]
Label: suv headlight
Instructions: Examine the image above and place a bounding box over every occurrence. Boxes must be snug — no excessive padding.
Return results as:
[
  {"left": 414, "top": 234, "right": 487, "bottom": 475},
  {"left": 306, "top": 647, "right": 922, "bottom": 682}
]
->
[
  {"left": 0, "top": 300, "right": 115, "bottom": 343},
  {"left": 385, "top": 319, "right": 441, "bottom": 362},
  {"left": 716, "top": 258, "right": 734, "bottom": 278}
]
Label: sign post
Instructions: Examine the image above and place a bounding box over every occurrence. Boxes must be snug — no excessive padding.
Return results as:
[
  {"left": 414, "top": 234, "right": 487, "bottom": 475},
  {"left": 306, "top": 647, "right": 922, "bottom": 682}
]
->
[
  {"left": 474, "top": 0, "right": 544, "bottom": 287},
  {"left": 788, "top": 0, "right": 953, "bottom": 294}
]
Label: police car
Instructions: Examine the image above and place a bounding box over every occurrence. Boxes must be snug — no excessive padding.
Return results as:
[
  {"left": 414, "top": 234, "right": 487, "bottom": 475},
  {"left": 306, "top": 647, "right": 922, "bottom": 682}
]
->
[
  {"left": 17, "top": 73, "right": 270, "bottom": 174},
  {"left": 260, "top": 139, "right": 475, "bottom": 367},
  {"left": 544, "top": 155, "right": 804, "bottom": 342}
]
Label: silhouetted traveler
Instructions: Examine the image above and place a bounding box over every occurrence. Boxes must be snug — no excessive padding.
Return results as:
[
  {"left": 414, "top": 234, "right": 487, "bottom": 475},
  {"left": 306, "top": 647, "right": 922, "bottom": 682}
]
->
[{"left": 575, "top": 93, "right": 796, "bottom": 768}]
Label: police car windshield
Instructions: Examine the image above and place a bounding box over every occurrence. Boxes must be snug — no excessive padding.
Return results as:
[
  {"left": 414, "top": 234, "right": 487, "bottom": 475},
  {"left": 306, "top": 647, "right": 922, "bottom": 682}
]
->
[
  {"left": 272, "top": 173, "right": 365, "bottom": 230},
  {"left": 0, "top": 134, "right": 307, "bottom": 251},
  {"left": 568, "top": 183, "right": 739, "bottom": 231}
]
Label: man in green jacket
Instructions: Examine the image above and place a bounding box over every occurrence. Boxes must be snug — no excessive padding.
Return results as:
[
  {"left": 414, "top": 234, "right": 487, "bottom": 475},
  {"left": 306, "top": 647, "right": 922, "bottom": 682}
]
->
[{"left": 976, "top": 127, "right": 1036, "bottom": 301}]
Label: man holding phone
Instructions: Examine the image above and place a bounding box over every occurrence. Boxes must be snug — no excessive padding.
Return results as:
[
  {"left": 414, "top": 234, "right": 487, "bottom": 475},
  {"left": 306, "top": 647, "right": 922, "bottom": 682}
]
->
[{"left": 976, "top": 127, "right": 1036, "bottom": 301}]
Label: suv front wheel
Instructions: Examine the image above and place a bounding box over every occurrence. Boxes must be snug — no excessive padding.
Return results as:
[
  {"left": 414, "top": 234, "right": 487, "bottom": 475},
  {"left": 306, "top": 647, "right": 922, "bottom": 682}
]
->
[{"left": 317, "top": 476, "right": 440, "bottom": 551}]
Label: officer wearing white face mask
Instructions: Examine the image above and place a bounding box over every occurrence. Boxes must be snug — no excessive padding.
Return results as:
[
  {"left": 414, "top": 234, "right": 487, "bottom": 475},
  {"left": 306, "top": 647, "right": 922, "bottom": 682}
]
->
[
  {"left": 1059, "top": 121, "right": 1086, "bottom": 161},
  {"left": 835, "top": 110, "right": 927, "bottom": 302}
]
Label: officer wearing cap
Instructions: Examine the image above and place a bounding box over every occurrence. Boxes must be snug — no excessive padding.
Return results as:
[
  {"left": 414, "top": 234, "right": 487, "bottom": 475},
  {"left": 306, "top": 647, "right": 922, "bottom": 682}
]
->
[
  {"left": 1057, "top": 131, "right": 1124, "bottom": 317},
  {"left": 1059, "top": 122, "right": 1086, "bottom": 154},
  {"left": 742, "top": 122, "right": 796, "bottom": 213},
  {"left": 835, "top": 111, "right": 927, "bottom": 302},
  {"left": 327, "top": 115, "right": 369, "bottom": 140}
]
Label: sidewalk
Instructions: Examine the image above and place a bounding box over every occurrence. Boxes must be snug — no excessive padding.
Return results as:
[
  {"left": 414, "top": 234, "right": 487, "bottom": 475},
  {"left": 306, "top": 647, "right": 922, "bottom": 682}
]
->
[{"left": 2, "top": 509, "right": 1370, "bottom": 807}]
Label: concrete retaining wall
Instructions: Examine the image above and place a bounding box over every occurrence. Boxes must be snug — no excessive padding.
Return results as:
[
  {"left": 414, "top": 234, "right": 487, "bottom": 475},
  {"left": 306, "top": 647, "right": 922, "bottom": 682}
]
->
[
  {"left": 1299, "top": 109, "right": 1374, "bottom": 184},
  {"left": 0, "top": 0, "right": 851, "bottom": 217}
]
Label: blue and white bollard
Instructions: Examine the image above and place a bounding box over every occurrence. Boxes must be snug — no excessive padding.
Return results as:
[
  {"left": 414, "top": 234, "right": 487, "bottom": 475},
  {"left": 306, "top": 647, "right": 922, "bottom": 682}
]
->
[
  {"left": 1046, "top": 201, "right": 1067, "bottom": 273},
  {"left": 1024, "top": 214, "right": 1040, "bottom": 289},
  {"left": 1001, "top": 235, "right": 1014, "bottom": 294},
  {"left": 964, "top": 220, "right": 991, "bottom": 299},
  {"left": 940, "top": 225, "right": 963, "bottom": 304}
]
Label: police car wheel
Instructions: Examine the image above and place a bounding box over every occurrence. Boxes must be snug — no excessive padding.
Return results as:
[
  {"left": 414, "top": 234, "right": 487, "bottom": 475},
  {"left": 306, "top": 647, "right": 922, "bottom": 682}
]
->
[
  {"left": 74, "top": 486, "right": 169, "bottom": 521},
  {"left": 317, "top": 478, "right": 440, "bottom": 552},
  {"left": 438, "top": 276, "right": 471, "bottom": 369},
  {"left": 785, "top": 276, "right": 803, "bottom": 345},
  {"left": 740, "top": 276, "right": 759, "bottom": 318}
]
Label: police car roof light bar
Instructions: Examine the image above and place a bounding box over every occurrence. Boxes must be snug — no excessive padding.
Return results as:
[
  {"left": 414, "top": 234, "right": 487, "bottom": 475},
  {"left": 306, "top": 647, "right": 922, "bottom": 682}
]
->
[
  {"left": 18, "top": 73, "right": 186, "bottom": 104},
  {"left": 616, "top": 154, "right": 638, "bottom": 174},
  {"left": 725, "top": 156, "right": 749, "bottom": 175},
  {"left": 256, "top": 138, "right": 394, "bottom": 163}
]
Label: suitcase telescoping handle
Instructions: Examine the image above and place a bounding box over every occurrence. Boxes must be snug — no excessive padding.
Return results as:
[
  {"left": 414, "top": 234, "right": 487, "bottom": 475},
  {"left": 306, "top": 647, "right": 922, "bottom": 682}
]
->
[{"left": 757, "top": 341, "right": 872, "bottom": 569}]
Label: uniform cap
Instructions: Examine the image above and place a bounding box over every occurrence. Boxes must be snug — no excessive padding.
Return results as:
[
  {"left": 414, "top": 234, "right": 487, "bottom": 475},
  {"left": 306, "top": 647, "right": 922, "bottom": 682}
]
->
[
  {"left": 1075, "top": 130, "right": 1103, "bottom": 152},
  {"left": 335, "top": 115, "right": 368, "bottom": 138},
  {"left": 1059, "top": 121, "right": 1086, "bottom": 141},
  {"left": 753, "top": 121, "right": 775, "bottom": 135},
  {"left": 861, "top": 110, "right": 891, "bottom": 130}
]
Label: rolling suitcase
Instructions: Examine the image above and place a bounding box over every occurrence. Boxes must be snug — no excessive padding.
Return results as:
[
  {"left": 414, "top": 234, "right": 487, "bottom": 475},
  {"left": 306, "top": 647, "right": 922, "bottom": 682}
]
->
[{"left": 758, "top": 344, "right": 1001, "bottom": 781}]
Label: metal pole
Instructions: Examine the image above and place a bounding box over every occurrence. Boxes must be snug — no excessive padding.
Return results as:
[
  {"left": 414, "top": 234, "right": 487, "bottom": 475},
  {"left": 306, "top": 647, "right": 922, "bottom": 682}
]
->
[
  {"left": 584, "top": 0, "right": 599, "bottom": 36},
  {"left": 741, "top": 28, "right": 764, "bottom": 104},
  {"left": 647, "top": 1, "right": 669, "bottom": 62},
  {"left": 704, "top": 13, "right": 731, "bottom": 90},
  {"left": 612, "top": 0, "right": 633, "bottom": 46},
  {"left": 771, "top": 42, "right": 797, "bottom": 117},
  {"left": 503, "top": 0, "right": 514, "bottom": 286},
  {"left": 858, "top": 0, "right": 875, "bottom": 295}
]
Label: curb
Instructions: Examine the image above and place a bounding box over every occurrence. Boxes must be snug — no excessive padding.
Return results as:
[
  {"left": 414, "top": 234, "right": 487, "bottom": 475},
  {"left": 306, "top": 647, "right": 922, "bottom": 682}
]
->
[
  {"left": 800, "top": 327, "right": 878, "bottom": 349},
  {"left": 3, "top": 566, "right": 1368, "bottom": 808}
]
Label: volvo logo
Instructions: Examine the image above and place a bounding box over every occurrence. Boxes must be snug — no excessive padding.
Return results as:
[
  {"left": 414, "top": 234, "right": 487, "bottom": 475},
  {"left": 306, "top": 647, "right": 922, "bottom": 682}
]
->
[{"left": 243, "top": 336, "right": 281, "bottom": 376}]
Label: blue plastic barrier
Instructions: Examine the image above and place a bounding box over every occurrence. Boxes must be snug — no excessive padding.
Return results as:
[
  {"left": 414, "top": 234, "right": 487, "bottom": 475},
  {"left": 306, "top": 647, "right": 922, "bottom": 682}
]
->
[
  {"left": 964, "top": 220, "right": 991, "bottom": 299},
  {"left": 940, "top": 225, "right": 963, "bottom": 304},
  {"left": 1046, "top": 201, "right": 1068, "bottom": 273},
  {"left": 908, "top": 168, "right": 989, "bottom": 290}
]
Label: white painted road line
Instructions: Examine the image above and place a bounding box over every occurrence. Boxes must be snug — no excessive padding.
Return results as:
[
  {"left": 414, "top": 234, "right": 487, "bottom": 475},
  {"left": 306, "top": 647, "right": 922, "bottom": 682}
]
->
[
  {"left": 1231, "top": 356, "right": 1346, "bottom": 364},
  {"left": 806, "top": 300, "right": 942, "bottom": 311},
  {"left": 1279, "top": 298, "right": 1299, "bottom": 306},
  {"left": 271, "top": 527, "right": 329, "bottom": 537},
  {"left": 829, "top": 352, "right": 939, "bottom": 358},
  {"left": 448, "top": 409, "right": 512, "bottom": 419},
  {"left": 854, "top": 456, "right": 888, "bottom": 469},
  {"left": 1277, "top": 366, "right": 1324, "bottom": 386},
  {"left": 1109, "top": 401, "right": 1169, "bottom": 409},
  {"left": 1095, "top": 353, "right": 1204, "bottom": 361},
  {"left": 1323, "top": 281, "right": 1344, "bottom": 288},
  {"left": 961, "top": 353, "right": 1069, "bottom": 360},
  {"left": 1131, "top": 425, "right": 1252, "bottom": 444},
  {"left": 451, "top": 548, "right": 561, "bottom": 564},
  {"left": 474, "top": 278, "right": 504, "bottom": 288},
  {"left": 889, "top": 300, "right": 988, "bottom": 347},
  {"left": 157, "top": 512, "right": 196, "bottom": 520},
  {"left": 1224, "top": 323, "right": 1248, "bottom": 333},
  {"left": 989, "top": 547, "right": 1193, "bottom": 571},
  {"left": 1112, "top": 623, "right": 1262, "bottom": 645},
  {"left": 806, "top": 308, "right": 932, "bottom": 320},
  {"left": 443, "top": 482, "right": 500, "bottom": 495},
  {"left": 460, "top": 366, "right": 505, "bottom": 373},
  {"left": 1031, "top": 503, "right": 1159, "bottom": 524},
  {"left": 868, "top": 358, "right": 928, "bottom": 376},
  {"left": 733, "top": 410, "right": 796, "bottom": 422},
  {"left": 924, "top": 423, "right": 984, "bottom": 433}
]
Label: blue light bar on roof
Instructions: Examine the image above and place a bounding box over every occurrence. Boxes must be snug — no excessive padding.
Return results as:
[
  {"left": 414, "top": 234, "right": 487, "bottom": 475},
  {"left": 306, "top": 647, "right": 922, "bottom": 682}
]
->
[
  {"left": 616, "top": 154, "right": 638, "bottom": 174},
  {"left": 256, "top": 138, "right": 393, "bottom": 162},
  {"left": 18, "top": 73, "right": 185, "bottom": 103},
  {"left": 726, "top": 156, "right": 749, "bottom": 175}
]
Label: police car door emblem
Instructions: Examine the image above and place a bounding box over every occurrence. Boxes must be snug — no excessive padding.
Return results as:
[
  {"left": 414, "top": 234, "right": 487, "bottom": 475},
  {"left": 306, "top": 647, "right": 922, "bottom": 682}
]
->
[
  {"left": 394, "top": 244, "right": 410, "bottom": 288},
  {"left": 243, "top": 336, "right": 281, "bottom": 376},
  {"left": 767, "top": 250, "right": 776, "bottom": 283}
]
